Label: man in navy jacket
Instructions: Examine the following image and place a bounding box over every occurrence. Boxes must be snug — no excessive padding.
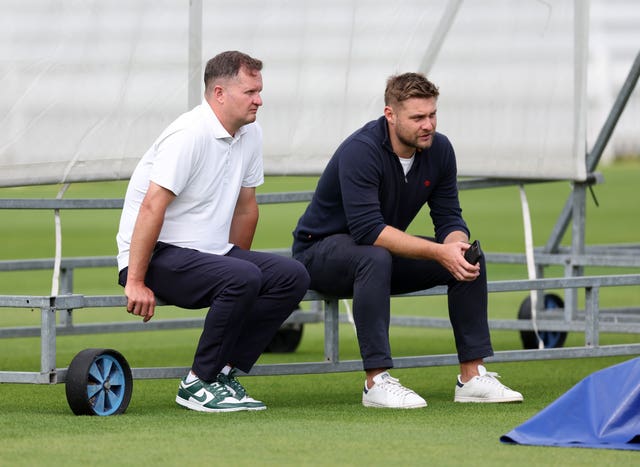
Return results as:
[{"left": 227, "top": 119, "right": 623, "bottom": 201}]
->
[{"left": 292, "top": 72, "right": 522, "bottom": 408}]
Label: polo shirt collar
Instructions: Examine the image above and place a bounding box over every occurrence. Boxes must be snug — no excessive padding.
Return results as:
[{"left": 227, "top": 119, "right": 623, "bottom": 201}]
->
[{"left": 201, "top": 100, "right": 249, "bottom": 140}]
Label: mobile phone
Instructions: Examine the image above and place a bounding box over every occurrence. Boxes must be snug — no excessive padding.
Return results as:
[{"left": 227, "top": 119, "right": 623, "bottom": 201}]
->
[{"left": 464, "top": 240, "right": 482, "bottom": 265}]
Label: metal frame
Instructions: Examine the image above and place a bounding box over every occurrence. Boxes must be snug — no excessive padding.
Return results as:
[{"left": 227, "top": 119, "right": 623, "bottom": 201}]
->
[
  {"left": 1, "top": 39, "right": 639, "bottom": 385},
  {"left": 2, "top": 272, "right": 640, "bottom": 384}
]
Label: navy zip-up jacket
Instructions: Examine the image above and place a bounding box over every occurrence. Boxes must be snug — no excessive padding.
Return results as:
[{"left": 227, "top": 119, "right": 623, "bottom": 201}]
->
[{"left": 292, "top": 116, "right": 469, "bottom": 254}]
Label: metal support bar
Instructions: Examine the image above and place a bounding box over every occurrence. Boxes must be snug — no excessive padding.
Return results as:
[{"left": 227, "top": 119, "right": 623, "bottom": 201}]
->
[
  {"left": 58, "top": 267, "right": 74, "bottom": 327},
  {"left": 187, "top": 0, "right": 203, "bottom": 109},
  {"left": 5, "top": 343, "right": 640, "bottom": 384},
  {"left": 418, "top": 0, "right": 463, "bottom": 74},
  {"left": 323, "top": 299, "right": 340, "bottom": 363},
  {"left": 40, "top": 303, "right": 57, "bottom": 383},
  {"left": 587, "top": 51, "right": 640, "bottom": 172},
  {"left": 584, "top": 286, "right": 600, "bottom": 347},
  {"left": 3, "top": 309, "right": 640, "bottom": 340},
  {"left": 564, "top": 182, "right": 587, "bottom": 318},
  {"left": 573, "top": 0, "right": 589, "bottom": 181}
]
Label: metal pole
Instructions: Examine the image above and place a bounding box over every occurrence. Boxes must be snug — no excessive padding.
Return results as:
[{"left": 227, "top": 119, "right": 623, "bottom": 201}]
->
[
  {"left": 584, "top": 286, "right": 600, "bottom": 347},
  {"left": 324, "top": 299, "right": 340, "bottom": 363},
  {"left": 58, "top": 268, "right": 74, "bottom": 328},
  {"left": 587, "top": 50, "right": 640, "bottom": 172},
  {"left": 188, "top": 0, "right": 203, "bottom": 109},
  {"left": 40, "top": 302, "right": 57, "bottom": 383},
  {"left": 565, "top": 182, "right": 587, "bottom": 319},
  {"left": 418, "top": 0, "right": 463, "bottom": 75}
]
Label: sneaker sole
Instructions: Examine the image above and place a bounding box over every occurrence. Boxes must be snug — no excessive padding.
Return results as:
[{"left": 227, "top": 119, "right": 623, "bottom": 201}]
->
[
  {"left": 454, "top": 396, "right": 523, "bottom": 403},
  {"left": 244, "top": 404, "right": 267, "bottom": 411},
  {"left": 175, "top": 396, "right": 248, "bottom": 412},
  {"left": 362, "top": 399, "right": 427, "bottom": 409},
  {"left": 237, "top": 397, "right": 267, "bottom": 411}
]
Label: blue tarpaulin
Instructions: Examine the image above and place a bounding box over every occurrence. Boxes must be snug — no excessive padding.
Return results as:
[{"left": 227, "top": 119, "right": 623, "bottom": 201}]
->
[{"left": 501, "top": 357, "right": 640, "bottom": 451}]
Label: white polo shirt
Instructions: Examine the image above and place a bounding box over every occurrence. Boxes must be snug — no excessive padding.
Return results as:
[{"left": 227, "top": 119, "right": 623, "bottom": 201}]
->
[{"left": 116, "top": 101, "right": 264, "bottom": 271}]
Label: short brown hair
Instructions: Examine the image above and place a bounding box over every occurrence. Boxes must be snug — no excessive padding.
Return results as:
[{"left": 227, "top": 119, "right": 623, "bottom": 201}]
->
[
  {"left": 204, "top": 51, "right": 263, "bottom": 92},
  {"left": 384, "top": 72, "right": 439, "bottom": 107}
]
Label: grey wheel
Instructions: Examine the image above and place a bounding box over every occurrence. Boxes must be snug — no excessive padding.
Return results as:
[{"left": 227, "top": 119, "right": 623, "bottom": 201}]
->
[
  {"left": 264, "top": 323, "right": 304, "bottom": 353},
  {"left": 518, "top": 294, "right": 567, "bottom": 349}
]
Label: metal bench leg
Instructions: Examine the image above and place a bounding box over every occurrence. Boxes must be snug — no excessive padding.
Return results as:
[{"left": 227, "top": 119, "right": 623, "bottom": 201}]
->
[
  {"left": 584, "top": 286, "right": 600, "bottom": 347},
  {"left": 41, "top": 302, "right": 57, "bottom": 383},
  {"left": 324, "top": 299, "right": 339, "bottom": 363},
  {"left": 58, "top": 267, "right": 74, "bottom": 328}
]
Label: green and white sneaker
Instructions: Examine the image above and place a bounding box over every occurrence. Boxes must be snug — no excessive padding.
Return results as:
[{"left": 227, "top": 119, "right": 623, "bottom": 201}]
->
[
  {"left": 175, "top": 377, "right": 248, "bottom": 412},
  {"left": 217, "top": 370, "right": 267, "bottom": 411}
]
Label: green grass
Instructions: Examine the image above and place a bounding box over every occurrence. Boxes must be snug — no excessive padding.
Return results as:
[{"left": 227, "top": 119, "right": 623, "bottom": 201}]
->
[
  {"left": 1, "top": 160, "right": 639, "bottom": 466},
  {"left": 1, "top": 356, "right": 638, "bottom": 466}
]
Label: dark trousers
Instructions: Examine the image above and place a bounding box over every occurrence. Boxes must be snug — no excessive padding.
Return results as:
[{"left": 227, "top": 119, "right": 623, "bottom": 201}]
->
[
  {"left": 293, "top": 234, "right": 493, "bottom": 370},
  {"left": 119, "top": 242, "right": 310, "bottom": 382}
]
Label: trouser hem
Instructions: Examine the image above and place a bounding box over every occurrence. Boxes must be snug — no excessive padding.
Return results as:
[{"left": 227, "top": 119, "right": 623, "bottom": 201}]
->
[
  {"left": 458, "top": 347, "right": 494, "bottom": 364},
  {"left": 363, "top": 358, "right": 394, "bottom": 371}
]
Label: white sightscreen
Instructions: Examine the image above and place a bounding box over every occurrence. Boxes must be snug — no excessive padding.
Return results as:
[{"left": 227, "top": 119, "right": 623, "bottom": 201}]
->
[{"left": 0, "top": 0, "right": 592, "bottom": 187}]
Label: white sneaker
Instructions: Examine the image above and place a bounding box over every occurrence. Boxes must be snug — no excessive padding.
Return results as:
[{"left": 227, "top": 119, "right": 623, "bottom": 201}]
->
[
  {"left": 362, "top": 371, "right": 427, "bottom": 409},
  {"left": 454, "top": 365, "right": 523, "bottom": 403}
]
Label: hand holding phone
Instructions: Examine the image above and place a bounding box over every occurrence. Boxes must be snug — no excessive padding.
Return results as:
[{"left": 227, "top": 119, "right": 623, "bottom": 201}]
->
[{"left": 464, "top": 240, "right": 482, "bottom": 265}]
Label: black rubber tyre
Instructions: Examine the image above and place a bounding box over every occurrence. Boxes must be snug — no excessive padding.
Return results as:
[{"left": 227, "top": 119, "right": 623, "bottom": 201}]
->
[
  {"left": 65, "top": 348, "right": 133, "bottom": 416},
  {"left": 264, "top": 323, "right": 304, "bottom": 353},
  {"left": 518, "top": 293, "right": 568, "bottom": 349}
]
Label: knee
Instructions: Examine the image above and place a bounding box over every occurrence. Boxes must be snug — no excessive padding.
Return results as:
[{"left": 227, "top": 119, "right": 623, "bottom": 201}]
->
[
  {"left": 360, "top": 246, "right": 392, "bottom": 272},
  {"left": 353, "top": 246, "right": 392, "bottom": 286},
  {"left": 228, "top": 263, "right": 262, "bottom": 296},
  {"left": 284, "top": 259, "right": 311, "bottom": 294},
  {"left": 298, "top": 263, "right": 311, "bottom": 292}
]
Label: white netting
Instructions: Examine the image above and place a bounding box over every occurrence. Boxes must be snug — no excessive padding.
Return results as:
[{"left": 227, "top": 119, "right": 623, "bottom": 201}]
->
[{"left": 0, "top": 0, "right": 638, "bottom": 187}]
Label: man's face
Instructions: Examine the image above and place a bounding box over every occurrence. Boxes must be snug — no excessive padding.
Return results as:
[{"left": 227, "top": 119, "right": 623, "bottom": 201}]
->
[
  {"left": 385, "top": 97, "right": 437, "bottom": 156},
  {"left": 218, "top": 67, "right": 263, "bottom": 132}
]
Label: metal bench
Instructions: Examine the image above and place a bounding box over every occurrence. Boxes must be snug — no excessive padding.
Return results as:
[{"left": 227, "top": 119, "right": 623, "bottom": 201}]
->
[{"left": 2, "top": 271, "right": 640, "bottom": 386}]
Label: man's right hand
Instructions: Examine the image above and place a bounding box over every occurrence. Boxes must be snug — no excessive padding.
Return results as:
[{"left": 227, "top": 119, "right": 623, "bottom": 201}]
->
[
  {"left": 439, "top": 241, "right": 480, "bottom": 282},
  {"left": 124, "top": 280, "right": 156, "bottom": 322}
]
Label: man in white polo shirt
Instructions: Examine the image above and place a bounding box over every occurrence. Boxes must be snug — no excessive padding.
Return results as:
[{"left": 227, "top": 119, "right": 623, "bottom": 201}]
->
[{"left": 116, "top": 51, "right": 310, "bottom": 413}]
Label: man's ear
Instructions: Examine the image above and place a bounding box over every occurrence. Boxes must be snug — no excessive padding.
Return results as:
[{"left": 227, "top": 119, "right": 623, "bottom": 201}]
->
[
  {"left": 383, "top": 105, "right": 395, "bottom": 125},
  {"left": 213, "top": 84, "right": 225, "bottom": 103}
]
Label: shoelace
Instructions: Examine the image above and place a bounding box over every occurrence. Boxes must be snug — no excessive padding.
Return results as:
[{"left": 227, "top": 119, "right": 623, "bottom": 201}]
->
[
  {"left": 377, "top": 375, "right": 417, "bottom": 397},
  {"left": 206, "top": 381, "right": 232, "bottom": 398},
  {"left": 219, "top": 373, "right": 247, "bottom": 398},
  {"left": 477, "top": 371, "right": 514, "bottom": 390},
  {"left": 483, "top": 370, "right": 501, "bottom": 380}
]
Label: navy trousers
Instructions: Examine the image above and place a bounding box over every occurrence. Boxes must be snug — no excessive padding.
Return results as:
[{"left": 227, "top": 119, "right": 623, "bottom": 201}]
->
[
  {"left": 293, "top": 234, "right": 493, "bottom": 370},
  {"left": 119, "top": 242, "right": 310, "bottom": 382}
]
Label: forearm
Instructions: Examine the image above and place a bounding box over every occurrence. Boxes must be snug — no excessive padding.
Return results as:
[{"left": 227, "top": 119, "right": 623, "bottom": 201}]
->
[
  {"left": 375, "top": 225, "right": 478, "bottom": 282},
  {"left": 373, "top": 225, "right": 443, "bottom": 261},
  {"left": 230, "top": 187, "right": 259, "bottom": 249},
  {"left": 229, "top": 209, "right": 258, "bottom": 250},
  {"left": 443, "top": 230, "right": 469, "bottom": 244}
]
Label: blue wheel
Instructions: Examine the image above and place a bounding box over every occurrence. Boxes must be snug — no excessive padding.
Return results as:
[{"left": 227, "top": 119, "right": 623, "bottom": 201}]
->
[
  {"left": 518, "top": 294, "right": 568, "bottom": 349},
  {"left": 65, "top": 348, "right": 133, "bottom": 416}
]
